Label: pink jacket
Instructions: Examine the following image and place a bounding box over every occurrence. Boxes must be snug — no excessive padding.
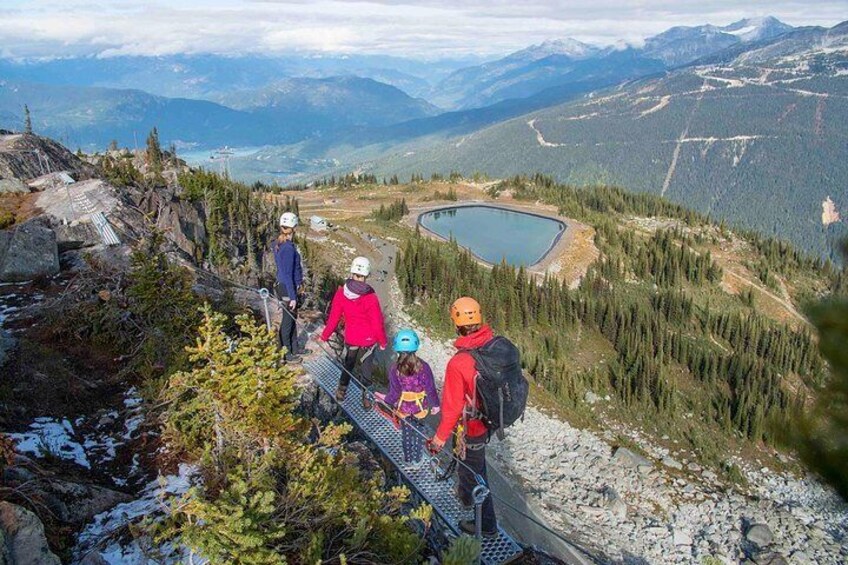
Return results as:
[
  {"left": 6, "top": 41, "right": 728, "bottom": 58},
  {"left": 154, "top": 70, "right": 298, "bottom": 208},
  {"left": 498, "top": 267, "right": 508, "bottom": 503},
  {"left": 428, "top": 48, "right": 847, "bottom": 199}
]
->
[{"left": 321, "top": 282, "right": 388, "bottom": 348}]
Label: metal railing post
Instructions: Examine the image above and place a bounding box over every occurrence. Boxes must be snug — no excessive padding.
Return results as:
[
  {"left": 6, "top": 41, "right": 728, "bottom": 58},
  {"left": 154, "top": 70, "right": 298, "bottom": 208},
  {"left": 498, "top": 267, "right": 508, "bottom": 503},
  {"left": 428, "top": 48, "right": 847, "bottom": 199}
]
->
[
  {"left": 472, "top": 482, "right": 490, "bottom": 560},
  {"left": 258, "top": 288, "right": 272, "bottom": 331}
]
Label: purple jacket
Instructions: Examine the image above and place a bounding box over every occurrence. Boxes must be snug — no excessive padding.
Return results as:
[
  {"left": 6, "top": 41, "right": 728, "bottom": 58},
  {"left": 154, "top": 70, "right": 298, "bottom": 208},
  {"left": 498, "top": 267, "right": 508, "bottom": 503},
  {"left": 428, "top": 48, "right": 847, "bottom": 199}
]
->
[{"left": 384, "top": 361, "right": 440, "bottom": 417}]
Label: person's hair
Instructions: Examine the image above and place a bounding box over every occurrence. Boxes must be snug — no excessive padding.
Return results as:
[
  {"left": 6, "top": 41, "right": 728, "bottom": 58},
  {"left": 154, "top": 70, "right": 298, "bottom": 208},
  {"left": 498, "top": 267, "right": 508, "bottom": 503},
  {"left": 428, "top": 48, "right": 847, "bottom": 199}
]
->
[
  {"left": 351, "top": 273, "right": 366, "bottom": 281},
  {"left": 457, "top": 323, "right": 482, "bottom": 336},
  {"left": 277, "top": 225, "right": 294, "bottom": 244},
  {"left": 396, "top": 352, "right": 423, "bottom": 377}
]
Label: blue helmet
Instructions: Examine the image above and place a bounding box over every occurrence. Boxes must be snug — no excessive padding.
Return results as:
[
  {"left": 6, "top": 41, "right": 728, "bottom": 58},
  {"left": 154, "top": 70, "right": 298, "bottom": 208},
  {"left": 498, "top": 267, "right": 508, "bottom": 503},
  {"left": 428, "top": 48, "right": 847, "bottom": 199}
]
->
[{"left": 393, "top": 329, "right": 420, "bottom": 353}]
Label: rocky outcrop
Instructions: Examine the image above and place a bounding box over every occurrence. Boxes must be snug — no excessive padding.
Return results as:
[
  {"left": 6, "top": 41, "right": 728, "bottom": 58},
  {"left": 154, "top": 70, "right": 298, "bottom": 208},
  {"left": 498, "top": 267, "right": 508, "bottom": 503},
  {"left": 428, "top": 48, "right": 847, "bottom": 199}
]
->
[
  {"left": 0, "top": 179, "right": 28, "bottom": 195},
  {"left": 0, "top": 133, "right": 96, "bottom": 183},
  {"left": 132, "top": 186, "right": 207, "bottom": 261},
  {"left": 0, "top": 218, "right": 59, "bottom": 282},
  {"left": 0, "top": 502, "right": 61, "bottom": 565}
]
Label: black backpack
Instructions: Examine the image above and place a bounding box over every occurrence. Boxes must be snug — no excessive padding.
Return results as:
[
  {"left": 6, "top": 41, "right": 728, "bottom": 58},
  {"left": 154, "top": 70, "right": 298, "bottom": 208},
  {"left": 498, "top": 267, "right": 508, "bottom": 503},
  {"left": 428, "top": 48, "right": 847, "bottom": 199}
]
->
[{"left": 464, "top": 336, "right": 529, "bottom": 440}]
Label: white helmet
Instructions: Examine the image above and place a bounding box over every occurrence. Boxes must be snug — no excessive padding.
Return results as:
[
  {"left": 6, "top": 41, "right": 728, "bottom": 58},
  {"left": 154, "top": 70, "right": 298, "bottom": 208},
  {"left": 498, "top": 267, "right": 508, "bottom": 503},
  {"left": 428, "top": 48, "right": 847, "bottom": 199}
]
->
[
  {"left": 279, "top": 212, "right": 298, "bottom": 228},
  {"left": 350, "top": 256, "right": 371, "bottom": 277}
]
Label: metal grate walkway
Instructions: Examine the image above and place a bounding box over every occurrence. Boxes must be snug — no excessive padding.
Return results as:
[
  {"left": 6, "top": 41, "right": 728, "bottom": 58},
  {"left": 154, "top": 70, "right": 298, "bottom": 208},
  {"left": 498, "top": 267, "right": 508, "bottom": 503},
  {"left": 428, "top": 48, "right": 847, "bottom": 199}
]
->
[{"left": 304, "top": 354, "right": 524, "bottom": 565}]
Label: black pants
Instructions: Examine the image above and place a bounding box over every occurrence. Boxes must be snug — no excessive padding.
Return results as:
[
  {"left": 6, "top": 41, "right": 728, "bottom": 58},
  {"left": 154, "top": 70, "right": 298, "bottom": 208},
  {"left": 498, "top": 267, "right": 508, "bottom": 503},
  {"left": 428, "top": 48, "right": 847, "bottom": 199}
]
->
[
  {"left": 458, "top": 435, "right": 497, "bottom": 532},
  {"left": 274, "top": 285, "right": 298, "bottom": 357},
  {"left": 340, "top": 345, "right": 376, "bottom": 389},
  {"left": 402, "top": 417, "right": 425, "bottom": 463}
]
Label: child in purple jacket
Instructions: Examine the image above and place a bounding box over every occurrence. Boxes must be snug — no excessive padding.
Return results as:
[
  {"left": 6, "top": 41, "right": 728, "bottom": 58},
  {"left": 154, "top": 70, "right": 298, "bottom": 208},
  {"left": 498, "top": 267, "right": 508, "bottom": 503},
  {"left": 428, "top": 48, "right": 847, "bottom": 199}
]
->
[{"left": 378, "top": 329, "right": 440, "bottom": 466}]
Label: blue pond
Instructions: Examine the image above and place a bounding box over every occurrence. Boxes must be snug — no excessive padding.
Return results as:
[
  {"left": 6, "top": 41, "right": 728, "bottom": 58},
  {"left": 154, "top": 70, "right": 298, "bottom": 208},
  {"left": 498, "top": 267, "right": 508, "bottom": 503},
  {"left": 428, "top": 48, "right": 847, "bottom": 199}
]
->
[{"left": 418, "top": 205, "right": 565, "bottom": 267}]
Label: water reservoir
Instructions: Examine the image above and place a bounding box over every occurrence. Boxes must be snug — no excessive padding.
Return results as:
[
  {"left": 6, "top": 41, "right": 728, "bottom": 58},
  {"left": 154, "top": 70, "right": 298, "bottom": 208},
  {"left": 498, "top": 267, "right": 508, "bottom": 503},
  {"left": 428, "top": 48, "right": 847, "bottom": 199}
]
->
[{"left": 418, "top": 205, "right": 565, "bottom": 267}]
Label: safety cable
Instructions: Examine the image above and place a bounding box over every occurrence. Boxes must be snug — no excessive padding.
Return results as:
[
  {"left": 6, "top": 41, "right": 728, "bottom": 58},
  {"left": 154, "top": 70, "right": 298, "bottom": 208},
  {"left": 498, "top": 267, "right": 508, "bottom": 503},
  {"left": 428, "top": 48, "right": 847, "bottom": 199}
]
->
[{"left": 107, "top": 222, "right": 581, "bottom": 554}]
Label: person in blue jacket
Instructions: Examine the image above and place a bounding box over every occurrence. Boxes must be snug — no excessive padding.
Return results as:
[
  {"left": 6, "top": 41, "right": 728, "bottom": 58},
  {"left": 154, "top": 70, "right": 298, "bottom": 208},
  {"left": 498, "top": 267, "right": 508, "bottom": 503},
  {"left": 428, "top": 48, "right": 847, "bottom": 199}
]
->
[{"left": 274, "top": 211, "right": 305, "bottom": 363}]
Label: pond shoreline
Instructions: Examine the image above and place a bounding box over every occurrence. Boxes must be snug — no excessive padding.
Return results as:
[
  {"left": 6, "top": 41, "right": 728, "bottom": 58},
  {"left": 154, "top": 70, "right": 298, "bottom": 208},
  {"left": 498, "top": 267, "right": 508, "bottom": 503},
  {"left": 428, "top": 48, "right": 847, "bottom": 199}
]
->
[{"left": 408, "top": 200, "right": 583, "bottom": 277}]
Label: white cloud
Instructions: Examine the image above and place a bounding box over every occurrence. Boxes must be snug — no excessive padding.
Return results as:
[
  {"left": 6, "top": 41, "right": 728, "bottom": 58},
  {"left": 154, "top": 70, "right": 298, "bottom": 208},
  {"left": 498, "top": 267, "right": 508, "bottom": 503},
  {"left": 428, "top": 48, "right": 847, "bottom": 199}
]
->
[{"left": 0, "top": 0, "right": 845, "bottom": 59}]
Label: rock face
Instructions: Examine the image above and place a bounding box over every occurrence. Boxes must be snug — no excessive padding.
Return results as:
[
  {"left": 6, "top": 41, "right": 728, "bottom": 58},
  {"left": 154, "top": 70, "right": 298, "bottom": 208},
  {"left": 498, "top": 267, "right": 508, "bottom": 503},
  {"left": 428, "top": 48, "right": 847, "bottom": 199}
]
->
[
  {"left": 133, "top": 187, "right": 207, "bottom": 261},
  {"left": 0, "top": 329, "right": 17, "bottom": 371},
  {"left": 0, "top": 218, "right": 60, "bottom": 282},
  {"left": 0, "top": 502, "right": 61, "bottom": 565},
  {"left": 0, "top": 133, "right": 96, "bottom": 183}
]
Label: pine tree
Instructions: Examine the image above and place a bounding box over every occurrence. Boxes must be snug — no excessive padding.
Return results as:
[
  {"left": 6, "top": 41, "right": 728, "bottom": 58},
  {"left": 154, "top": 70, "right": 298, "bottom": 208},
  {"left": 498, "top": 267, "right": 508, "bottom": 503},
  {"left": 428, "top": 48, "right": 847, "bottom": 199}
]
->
[
  {"left": 146, "top": 127, "right": 163, "bottom": 170},
  {"left": 23, "top": 104, "right": 32, "bottom": 134}
]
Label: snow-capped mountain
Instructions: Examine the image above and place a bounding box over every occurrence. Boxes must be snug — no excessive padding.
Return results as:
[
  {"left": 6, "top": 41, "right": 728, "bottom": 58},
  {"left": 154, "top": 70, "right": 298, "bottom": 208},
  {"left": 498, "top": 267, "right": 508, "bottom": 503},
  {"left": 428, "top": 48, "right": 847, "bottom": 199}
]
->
[
  {"left": 507, "top": 39, "right": 600, "bottom": 63},
  {"left": 643, "top": 16, "right": 794, "bottom": 66},
  {"left": 721, "top": 16, "right": 794, "bottom": 42}
]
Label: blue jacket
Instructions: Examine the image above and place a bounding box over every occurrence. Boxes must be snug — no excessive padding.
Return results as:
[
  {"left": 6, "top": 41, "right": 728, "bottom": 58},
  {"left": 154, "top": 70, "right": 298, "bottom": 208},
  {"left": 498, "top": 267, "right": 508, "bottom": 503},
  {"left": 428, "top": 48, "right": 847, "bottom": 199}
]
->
[{"left": 274, "top": 240, "right": 303, "bottom": 300}]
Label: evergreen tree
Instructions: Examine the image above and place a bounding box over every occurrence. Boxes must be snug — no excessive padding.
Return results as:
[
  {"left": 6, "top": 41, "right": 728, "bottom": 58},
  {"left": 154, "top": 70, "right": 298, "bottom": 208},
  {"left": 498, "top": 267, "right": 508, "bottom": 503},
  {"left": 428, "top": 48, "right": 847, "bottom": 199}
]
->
[
  {"left": 23, "top": 104, "right": 32, "bottom": 134},
  {"left": 146, "top": 127, "right": 163, "bottom": 170}
]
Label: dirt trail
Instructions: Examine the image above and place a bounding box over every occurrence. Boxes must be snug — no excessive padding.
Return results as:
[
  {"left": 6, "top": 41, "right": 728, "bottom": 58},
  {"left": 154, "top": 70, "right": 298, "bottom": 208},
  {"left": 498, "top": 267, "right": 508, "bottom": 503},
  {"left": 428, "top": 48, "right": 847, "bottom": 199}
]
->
[{"left": 723, "top": 269, "right": 807, "bottom": 324}]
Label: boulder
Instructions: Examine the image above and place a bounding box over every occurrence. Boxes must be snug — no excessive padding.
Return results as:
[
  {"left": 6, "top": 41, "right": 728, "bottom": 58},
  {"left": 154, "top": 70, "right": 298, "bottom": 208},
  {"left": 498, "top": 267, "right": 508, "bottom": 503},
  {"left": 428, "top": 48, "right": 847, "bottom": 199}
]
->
[
  {"left": 0, "top": 502, "right": 61, "bottom": 565},
  {"left": 0, "top": 179, "right": 29, "bottom": 194},
  {"left": 672, "top": 529, "right": 692, "bottom": 546},
  {"left": 601, "top": 486, "right": 627, "bottom": 519},
  {"left": 662, "top": 456, "right": 683, "bottom": 470},
  {"left": 754, "top": 552, "right": 788, "bottom": 565},
  {"left": 53, "top": 221, "right": 101, "bottom": 251},
  {"left": 0, "top": 218, "right": 59, "bottom": 282},
  {"left": 611, "top": 446, "right": 652, "bottom": 470},
  {"left": 745, "top": 523, "right": 774, "bottom": 549},
  {"left": 40, "top": 479, "right": 132, "bottom": 525},
  {"left": 584, "top": 391, "right": 601, "bottom": 404}
]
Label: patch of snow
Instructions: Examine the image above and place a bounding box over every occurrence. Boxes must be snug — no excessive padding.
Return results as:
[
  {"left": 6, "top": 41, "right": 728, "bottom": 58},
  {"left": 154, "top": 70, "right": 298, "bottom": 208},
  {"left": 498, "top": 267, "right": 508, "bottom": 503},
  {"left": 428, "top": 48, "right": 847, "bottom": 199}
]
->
[
  {"left": 73, "top": 464, "right": 201, "bottom": 565},
  {"left": 9, "top": 417, "right": 91, "bottom": 468}
]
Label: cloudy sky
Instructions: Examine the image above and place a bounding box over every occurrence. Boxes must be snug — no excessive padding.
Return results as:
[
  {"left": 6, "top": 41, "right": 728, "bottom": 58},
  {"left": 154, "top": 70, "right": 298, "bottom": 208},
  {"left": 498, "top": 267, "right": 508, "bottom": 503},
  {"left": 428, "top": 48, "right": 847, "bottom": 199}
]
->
[{"left": 2, "top": 0, "right": 846, "bottom": 59}]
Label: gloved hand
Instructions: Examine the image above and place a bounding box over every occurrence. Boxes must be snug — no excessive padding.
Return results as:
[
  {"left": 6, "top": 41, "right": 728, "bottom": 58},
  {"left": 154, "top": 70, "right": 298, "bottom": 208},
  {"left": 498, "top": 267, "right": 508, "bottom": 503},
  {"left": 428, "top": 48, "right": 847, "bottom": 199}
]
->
[
  {"left": 374, "top": 391, "right": 386, "bottom": 403},
  {"left": 288, "top": 299, "right": 297, "bottom": 310},
  {"left": 426, "top": 436, "right": 445, "bottom": 454},
  {"left": 431, "top": 406, "right": 440, "bottom": 415}
]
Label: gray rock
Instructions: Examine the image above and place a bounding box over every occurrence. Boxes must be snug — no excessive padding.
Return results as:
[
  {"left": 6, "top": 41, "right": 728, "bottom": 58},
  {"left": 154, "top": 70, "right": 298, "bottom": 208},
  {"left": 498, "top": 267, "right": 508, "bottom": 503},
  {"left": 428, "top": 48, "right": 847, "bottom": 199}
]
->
[
  {"left": 673, "top": 529, "right": 692, "bottom": 546},
  {"left": 346, "top": 441, "right": 386, "bottom": 488},
  {"left": 789, "top": 550, "right": 811, "bottom": 564},
  {"left": 0, "top": 501, "right": 61, "bottom": 565},
  {"left": 662, "top": 456, "right": 683, "bottom": 470},
  {"left": 0, "top": 178, "right": 29, "bottom": 194},
  {"left": 601, "top": 486, "right": 627, "bottom": 519},
  {"left": 584, "top": 391, "right": 601, "bottom": 404},
  {"left": 745, "top": 523, "right": 774, "bottom": 549},
  {"left": 53, "top": 221, "right": 101, "bottom": 251},
  {"left": 754, "top": 552, "right": 788, "bottom": 565},
  {"left": 0, "top": 218, "right": 59, "bottom": 282},
  {"left": 43, "top": 480, "right": 132, "bottom": 524},
  {"left": 0, "top": 329, "right": 17, "bottom": 370},
  {"left": 612, "top": 446, "right": 652, "bottom": 469}
]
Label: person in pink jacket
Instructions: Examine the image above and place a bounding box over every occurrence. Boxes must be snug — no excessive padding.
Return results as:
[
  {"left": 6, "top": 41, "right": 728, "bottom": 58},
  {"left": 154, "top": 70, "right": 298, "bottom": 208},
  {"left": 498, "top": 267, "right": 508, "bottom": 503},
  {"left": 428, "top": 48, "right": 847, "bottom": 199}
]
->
[{"left": 320, "top": 256, "right": 388, "bottom": 409}]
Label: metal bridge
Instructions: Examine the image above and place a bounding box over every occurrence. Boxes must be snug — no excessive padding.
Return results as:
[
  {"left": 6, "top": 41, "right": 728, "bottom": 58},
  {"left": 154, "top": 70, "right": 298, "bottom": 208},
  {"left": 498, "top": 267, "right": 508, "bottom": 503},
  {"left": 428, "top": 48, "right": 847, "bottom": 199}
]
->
[{"left": 304, "top": 354, "right": 525, "bottom": 565}]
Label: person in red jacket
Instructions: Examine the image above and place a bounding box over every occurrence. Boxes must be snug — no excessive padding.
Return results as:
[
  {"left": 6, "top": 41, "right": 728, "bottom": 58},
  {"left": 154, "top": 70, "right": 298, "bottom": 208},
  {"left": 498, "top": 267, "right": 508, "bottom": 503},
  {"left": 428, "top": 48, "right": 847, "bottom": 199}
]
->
[
  {"left": 429, "top": 296, "right": 498, "bottom": 537},
  {"left": 320, "top": 256, "right": 387, "bottom": 409}
]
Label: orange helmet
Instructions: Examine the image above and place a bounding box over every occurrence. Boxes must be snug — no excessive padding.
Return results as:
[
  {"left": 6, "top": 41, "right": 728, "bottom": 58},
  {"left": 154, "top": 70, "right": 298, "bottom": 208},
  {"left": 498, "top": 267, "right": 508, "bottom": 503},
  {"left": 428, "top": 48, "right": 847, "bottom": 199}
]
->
[{"left": 450, "top": 297, "right": 482, "bottom": 327}]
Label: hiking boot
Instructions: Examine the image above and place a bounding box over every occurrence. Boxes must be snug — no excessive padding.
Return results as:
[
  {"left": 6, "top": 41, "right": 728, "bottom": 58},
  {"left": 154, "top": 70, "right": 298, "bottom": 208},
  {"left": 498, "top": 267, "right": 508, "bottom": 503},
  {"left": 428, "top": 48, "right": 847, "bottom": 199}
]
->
[
  {"left": 285, "top": 354, "right": 303, "bottom": 364},
  {"left": 335, "top": 385, "right": 348, "bottom": 402},
  {"left": 455, "top": 485, "right": 473, "bottom": 509},
  {"left": 361, "top": 390, "right": 373, "bottom": 411},
  {"left": 459, "top": 519, "right": 498, "bottom": 538}
]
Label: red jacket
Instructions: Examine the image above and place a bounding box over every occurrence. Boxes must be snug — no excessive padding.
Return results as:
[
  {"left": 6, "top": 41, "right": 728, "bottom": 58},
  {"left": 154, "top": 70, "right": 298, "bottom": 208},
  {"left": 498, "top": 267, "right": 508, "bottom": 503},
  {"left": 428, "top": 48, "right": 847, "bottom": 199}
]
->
[
  {"left": 435, "top": 325, "right": 494, "bottom": 442},
  {"left": 321, "top": 283, "right": 388, "bottom": 348}
]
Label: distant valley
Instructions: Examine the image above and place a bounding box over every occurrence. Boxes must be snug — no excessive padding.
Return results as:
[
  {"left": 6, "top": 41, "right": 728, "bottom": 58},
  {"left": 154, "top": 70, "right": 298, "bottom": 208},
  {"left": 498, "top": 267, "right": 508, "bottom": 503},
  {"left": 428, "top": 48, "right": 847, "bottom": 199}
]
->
[{"left": 1, "top": 16, "right": 847, "bottom": 259}]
